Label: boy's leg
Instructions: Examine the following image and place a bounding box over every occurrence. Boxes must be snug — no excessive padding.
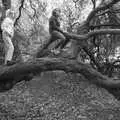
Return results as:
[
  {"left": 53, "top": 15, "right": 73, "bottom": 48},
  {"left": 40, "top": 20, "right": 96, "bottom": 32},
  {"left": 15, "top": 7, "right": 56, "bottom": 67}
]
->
[
  {"left": 59, "top": 38, "right": 70, "bottom": 49},
  {"left": 2, "top": 31, "right": 14, "bottom": 65},
  {"left": 51, "top": 31, "right": 66, "bottom": 49}
]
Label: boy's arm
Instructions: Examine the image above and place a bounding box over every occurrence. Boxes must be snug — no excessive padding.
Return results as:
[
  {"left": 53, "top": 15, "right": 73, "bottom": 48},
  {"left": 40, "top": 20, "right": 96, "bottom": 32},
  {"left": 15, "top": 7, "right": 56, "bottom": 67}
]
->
[{"left": 50, "top": 17, "right": 64, "bottom": 34}]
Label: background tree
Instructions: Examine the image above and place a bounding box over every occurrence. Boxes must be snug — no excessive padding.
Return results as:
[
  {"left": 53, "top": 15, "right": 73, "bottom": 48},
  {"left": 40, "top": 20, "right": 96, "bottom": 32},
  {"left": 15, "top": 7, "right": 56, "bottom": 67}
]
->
[{"left": 0, "top": 0, "right": 48, "bottom": 63}]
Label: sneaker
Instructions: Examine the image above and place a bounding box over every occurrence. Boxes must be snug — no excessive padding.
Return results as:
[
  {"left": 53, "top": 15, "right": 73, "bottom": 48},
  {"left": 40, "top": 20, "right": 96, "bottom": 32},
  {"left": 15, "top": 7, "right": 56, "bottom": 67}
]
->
[
  {"left": 51, "top": 49, "right": 60, "bottom": 55},
  {"left": 54, "top": 50, "right": 60, "bottom": 55},
  {"left": 61, "top": 48, "right": 67, "bottom": 52},
  {"left": 50, "top": 49, "right": 55, "bottom": 53},
  {"left": 6, "top": 60, "right": 17, "bottom": 66}
]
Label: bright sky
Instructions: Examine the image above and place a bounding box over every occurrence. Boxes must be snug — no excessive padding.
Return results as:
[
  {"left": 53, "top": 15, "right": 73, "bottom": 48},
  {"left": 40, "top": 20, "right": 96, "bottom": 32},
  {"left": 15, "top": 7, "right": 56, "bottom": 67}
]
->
[
  {"left": 46, "top": 0, "right": 101, "bottom": 21},
  {"left": 46, "top": 0, "right": 63, "bottom": 17},
  {"left": 42, "top": 0, "right": 102, "bottom": 29}
]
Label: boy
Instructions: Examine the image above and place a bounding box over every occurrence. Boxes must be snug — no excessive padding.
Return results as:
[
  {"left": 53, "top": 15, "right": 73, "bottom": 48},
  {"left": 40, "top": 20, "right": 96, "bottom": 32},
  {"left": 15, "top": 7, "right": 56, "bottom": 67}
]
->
[
  {"left": 1, "top": 9, "right": 16, "bottom": 66},
  {"left": 49, "top": 8, "right": 66, "bottom": 54}
]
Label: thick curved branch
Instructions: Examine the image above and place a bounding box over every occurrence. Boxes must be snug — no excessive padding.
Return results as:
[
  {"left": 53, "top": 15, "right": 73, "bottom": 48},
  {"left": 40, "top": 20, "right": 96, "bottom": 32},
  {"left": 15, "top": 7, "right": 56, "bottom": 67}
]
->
[
  {"left": 37, "top": 29, "right": 120, "bottom": 57},
  {"left": 65, "top": 29, "right": 120, "bottom": 42},
  {"left": 0, "top": 58, "right": 120, "bottom": 90}
]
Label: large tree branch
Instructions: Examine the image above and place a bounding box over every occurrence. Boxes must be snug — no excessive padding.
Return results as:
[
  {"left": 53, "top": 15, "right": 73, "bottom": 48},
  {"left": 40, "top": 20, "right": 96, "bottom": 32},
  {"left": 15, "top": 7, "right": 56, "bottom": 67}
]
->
[
  {"left": 36, "top": 29, "right": 120, "bottom": 57},
  {"left": 0, "top": 57, "right": 120, "bottom": 90},
  {"left": 90, "top": 23, "right": 120, "bottom": 29},
  {"left": 65, "top": 29, "right": 120, "bottom": 41}
]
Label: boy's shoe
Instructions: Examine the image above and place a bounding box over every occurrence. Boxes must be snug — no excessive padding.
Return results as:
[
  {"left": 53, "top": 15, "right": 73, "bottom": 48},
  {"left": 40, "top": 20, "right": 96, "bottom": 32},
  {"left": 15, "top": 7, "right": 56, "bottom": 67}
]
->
[
  {"left": 61, "top": 48, "right": 67, "bottom": 52},
  {"left": 54, "top": 50, "right": 60, "bottom": 55},
  {"left": 6, "top": 60, "right": 17, "bottom": 66},
  {"left": 51, "top": 49, "right": 60, "bottom": 55}
]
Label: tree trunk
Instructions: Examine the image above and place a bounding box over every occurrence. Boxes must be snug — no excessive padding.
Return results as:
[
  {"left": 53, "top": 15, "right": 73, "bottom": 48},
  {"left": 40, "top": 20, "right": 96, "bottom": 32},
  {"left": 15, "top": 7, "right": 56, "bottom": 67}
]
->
[{"left": 0, "top": 57, "right": 120, "bottom": 90}]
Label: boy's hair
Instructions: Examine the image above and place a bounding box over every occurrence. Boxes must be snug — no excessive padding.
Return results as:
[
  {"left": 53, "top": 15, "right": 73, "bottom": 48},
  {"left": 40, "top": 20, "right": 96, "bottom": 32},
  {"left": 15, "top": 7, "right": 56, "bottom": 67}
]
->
[{"left": 52, "top": 8, "right": 61, "bottom": 17}]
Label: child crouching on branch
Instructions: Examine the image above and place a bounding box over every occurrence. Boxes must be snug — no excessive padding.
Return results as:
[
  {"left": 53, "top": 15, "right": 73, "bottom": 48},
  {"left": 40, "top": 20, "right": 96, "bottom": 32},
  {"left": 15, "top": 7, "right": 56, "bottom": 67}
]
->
[{"left": 49, "top": 8, "right": 69, "bottom": 54}]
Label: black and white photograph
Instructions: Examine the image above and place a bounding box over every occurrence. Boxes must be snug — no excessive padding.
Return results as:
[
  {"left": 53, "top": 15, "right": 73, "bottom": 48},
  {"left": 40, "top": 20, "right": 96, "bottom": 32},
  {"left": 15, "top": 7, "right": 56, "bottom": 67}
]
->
[{"left": 0, "top": 0, "right": 120, "bottom": 119}]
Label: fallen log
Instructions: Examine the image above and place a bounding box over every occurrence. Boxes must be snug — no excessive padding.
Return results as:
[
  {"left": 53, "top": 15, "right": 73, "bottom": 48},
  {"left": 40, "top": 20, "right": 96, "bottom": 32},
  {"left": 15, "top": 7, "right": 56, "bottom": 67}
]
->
[{"left": 0, "top": 57, "right": 120, "bottom": 90}]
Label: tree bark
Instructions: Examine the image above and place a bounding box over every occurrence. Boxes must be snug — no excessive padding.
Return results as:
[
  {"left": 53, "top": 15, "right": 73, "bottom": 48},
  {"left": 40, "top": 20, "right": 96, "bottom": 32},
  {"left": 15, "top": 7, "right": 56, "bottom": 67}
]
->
[
  {"left": 0, "top": 57, "right": 120, "bottom": 90},
  {"left": 36, "top": 29, "right": 120, "bottom": 57}
]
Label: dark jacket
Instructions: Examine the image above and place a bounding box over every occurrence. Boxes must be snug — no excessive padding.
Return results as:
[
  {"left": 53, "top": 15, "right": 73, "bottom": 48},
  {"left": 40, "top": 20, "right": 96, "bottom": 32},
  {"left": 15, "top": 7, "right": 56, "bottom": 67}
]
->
[{"left": 49, "top": 15, "right": 63, "bottom": 34}]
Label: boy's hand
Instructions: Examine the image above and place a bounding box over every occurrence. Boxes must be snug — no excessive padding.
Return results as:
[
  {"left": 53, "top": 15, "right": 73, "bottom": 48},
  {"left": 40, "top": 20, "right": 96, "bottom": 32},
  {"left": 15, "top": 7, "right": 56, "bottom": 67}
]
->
[{"left": 63, "top": 32, "right": 69, "bottom": 38}]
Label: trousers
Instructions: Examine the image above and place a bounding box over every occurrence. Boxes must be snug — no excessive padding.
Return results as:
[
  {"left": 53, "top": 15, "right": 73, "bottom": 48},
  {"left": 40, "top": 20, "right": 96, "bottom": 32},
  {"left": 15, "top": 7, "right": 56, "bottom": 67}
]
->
[
  {"left": 2, "top": 31, "right": 14, "bottom": 64},
  {"left": 51, "top": 30, "right": 65, "bottom": 40},
  {"left": 50, "top": 30, "right": 66, "bottom": 49}
]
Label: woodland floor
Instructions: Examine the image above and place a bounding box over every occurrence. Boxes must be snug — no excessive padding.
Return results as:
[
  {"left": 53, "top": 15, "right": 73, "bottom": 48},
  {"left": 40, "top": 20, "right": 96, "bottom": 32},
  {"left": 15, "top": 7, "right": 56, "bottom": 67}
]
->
[{"left": 0, "top": 71, "right": 120, "bottom": 120}]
